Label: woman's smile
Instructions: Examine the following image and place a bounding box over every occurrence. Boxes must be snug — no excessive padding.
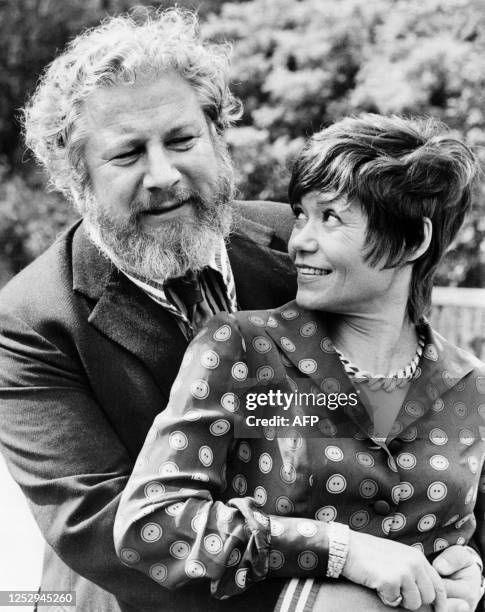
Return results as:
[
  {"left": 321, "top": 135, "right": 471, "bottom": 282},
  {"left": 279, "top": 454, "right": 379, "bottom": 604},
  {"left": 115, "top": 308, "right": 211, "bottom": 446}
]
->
[
  {"left": 296, "top": 264, "right": 333, "bottom": 277},
  {"left": 289, "top": 191, "right": 404, "bottom": 315}
]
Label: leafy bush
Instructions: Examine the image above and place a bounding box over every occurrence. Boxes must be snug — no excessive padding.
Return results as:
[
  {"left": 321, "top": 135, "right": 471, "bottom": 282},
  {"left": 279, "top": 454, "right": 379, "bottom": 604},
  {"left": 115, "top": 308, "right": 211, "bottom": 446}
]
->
[
  {"left": 1, "top": 0, "right": 484, "bottom": 287},
  {"left": 0, "top": 166, "right": 78, "bottom": 282}
]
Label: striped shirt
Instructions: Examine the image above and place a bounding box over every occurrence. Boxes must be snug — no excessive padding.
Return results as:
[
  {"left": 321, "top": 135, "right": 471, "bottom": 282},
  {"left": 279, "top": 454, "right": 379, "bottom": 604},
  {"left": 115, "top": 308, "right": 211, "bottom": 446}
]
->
[{"left": 123, "top": 239, "right": 237, "bottom": 340}]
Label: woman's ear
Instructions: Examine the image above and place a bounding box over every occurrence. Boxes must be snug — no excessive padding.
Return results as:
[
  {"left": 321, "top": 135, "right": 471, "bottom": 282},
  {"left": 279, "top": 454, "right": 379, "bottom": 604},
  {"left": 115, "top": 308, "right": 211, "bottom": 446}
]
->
[{"left": 406, "top": 217, "right": 433, "bottom": 263}]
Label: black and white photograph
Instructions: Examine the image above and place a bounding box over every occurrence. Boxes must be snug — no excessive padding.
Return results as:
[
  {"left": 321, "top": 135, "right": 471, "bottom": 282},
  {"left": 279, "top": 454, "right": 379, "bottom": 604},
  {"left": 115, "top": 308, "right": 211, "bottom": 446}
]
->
[{"left": 1, "top": 1, "right": 485, "bottom": 611}]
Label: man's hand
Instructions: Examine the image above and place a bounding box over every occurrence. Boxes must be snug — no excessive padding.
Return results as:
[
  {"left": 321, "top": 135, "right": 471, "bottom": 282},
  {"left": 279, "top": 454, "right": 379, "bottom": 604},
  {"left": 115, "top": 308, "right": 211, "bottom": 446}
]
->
[{"left": 433, "top": 546, "right": 483, "bottom": 612}]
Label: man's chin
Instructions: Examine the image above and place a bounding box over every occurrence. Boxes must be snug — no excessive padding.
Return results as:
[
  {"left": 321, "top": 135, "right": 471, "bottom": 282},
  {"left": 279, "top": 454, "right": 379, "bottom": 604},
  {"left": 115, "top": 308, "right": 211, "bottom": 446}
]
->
[
  {"left": 83, "top": 189, "right": 233, "bottom": 281},
  {"left": 85, "top": 221, "right": 222, "bottom": 281}
]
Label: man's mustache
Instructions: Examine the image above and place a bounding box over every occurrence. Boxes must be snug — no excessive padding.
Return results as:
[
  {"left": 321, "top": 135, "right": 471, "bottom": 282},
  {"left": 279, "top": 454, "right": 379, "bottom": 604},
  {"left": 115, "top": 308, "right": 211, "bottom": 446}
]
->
[{"left": 131, "top": 191, "right": 205, "bottom": 215}]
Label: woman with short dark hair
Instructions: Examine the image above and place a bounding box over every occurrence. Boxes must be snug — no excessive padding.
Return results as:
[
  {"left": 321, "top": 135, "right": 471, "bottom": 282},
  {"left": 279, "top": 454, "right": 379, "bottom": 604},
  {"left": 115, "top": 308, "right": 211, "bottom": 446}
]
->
[
  {"left": 114, "top": 114, "right": 485, "bottom": 611},
  {"left": 289, "top": 113, "right": 476, "bottom": 326}
]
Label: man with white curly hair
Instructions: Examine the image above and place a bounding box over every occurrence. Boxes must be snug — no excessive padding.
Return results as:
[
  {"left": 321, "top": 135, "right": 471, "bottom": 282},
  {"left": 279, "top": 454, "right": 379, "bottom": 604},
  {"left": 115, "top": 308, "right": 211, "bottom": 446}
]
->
[
  {"left": 24, "top": 7, "right": 239, "bottom": 285},
  {"left": 0, "top": 8, "right": 295, "bottom": 612},
  {"left": 0, "top": 6, "right": 480, "bottom": 612}
]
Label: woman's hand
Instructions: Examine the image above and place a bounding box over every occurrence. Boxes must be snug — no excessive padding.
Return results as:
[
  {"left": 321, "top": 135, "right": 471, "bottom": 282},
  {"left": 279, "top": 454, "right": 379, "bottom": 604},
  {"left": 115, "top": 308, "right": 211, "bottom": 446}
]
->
[{"left": 341, "top": 530, "right": 447, "bottom": 611}]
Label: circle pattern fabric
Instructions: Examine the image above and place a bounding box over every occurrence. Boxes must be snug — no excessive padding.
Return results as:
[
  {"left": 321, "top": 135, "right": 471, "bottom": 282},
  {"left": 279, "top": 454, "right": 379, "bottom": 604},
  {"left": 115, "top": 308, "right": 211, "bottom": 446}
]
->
[{"left": 114, "top": 304, "right": 485, "bottom": 599}]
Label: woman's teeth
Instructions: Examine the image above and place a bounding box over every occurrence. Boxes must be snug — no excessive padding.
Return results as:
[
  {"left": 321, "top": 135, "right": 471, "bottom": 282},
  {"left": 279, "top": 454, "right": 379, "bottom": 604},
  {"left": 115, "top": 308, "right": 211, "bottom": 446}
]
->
[{"left": 299, "top": 267, "right": 331, "bottom": 276}]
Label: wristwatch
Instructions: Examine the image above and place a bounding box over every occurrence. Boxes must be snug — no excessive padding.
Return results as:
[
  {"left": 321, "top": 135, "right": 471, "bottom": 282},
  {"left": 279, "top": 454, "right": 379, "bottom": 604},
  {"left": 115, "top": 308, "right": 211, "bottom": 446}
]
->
[{"left": 326, "top": 521, "right": 350, "bottom": 578}]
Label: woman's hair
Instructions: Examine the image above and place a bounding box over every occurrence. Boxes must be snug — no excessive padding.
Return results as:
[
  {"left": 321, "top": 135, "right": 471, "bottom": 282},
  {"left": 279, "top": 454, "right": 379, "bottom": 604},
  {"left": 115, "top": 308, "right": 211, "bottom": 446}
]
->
[
  {"left": 289, "top": 113, "right": 480, "bottom": 323},
  {"left": 22, "top": 7, "right": 241, "bottom": 203}
]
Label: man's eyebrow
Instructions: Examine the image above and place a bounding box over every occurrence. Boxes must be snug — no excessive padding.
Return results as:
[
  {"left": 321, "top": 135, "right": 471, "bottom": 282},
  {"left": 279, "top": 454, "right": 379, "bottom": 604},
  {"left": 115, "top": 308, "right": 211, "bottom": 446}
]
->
[
  {"left": 106, "top": 121, "right": 202, "bottom": 144},
  {"left": 164, "top": 122, "right": 203, "bottom": 137},
  {"left": 101, "top": 138, "right": 142, "bottom": 157},
  {"left": 101, "top": 122, "right": 204, "bottom": 155}
]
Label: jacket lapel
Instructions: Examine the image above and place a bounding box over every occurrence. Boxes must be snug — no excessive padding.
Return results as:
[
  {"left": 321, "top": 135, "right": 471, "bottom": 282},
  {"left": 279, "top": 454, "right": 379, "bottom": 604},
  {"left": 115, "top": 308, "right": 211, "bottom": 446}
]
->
[
  {"left": 228, "top": 231, "right": 296, "bottom": 310},
  {"left": 71, "top": 223, "right": 296, "bottom": 395},
  {"left": 71, "top": 224, "right": 188, "bottom": 394}
]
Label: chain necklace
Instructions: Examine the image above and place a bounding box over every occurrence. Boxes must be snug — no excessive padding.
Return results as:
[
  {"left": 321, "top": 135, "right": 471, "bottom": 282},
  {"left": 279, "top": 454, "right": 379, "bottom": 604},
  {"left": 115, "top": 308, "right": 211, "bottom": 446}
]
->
[{"left": 334, "top": 335, "right": 425, "bottom": 392}]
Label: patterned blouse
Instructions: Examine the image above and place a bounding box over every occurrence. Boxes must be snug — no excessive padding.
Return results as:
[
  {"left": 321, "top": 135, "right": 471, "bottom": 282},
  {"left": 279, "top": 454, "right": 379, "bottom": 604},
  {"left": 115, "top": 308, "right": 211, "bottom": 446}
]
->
[{"left": 114, "top": 301, "right": 485, "bottom": 600}]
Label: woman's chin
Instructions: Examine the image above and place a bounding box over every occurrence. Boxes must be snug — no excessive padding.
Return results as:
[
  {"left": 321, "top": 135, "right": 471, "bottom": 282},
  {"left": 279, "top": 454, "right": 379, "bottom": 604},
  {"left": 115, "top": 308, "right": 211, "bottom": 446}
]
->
[{"left": 295, "top": 292, "right": 326, "bottom": 312}]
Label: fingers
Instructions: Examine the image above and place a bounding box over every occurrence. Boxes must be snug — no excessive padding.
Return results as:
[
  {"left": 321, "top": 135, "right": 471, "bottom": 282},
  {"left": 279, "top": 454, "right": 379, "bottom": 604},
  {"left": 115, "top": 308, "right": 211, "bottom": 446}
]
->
[
  {"left": 401, "top": 572, "right": 423, "bottom": 610},
  {"left": 440, "top": 564, "right": 482, "bottom": 612},
  {"left": 441, "top": 566, "right": 480, "bottom": 599},
  {"left": 444, "top": 599, "right": 470, "bottom": 612},
  {"left": 433, "top": 545, "right": 476, "bottom": 577},
  {"left": 379, "top": 562, "right": 446, "bottom": 611},
  {"left": 414, "top": 565, "right": 443, "bottom": 609},
  {"left": 426, "top": 563, "right": 447, "bottom": 612},
  {"left": 343, "top": 532, "right": 470, "bottom": 611},
  {"left": 377, "top": 585, "right": 404, "bottom": 608}
]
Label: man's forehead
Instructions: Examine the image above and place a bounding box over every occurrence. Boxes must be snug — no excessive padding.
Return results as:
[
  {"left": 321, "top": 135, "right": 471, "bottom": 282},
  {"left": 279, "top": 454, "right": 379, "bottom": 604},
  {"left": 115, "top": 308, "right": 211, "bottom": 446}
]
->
[{"left": 83, "top": 72, "right": 206, "bottom": 131}]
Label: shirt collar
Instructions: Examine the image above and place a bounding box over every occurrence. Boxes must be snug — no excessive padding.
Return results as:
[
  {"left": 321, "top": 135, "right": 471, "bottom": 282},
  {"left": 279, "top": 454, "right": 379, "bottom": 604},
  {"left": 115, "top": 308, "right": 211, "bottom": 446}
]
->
[
  {"left": 418, "top": 319, "right": 482, "bottom": 390},
  {"left": 121, "top": 238, "right": 237, "bottom": 318},
  {"left": 265, "top": 300, "right": 479, "bottom": 385},
  {"left": 264, "top": 300, "right": 481, "bottom": 443}
]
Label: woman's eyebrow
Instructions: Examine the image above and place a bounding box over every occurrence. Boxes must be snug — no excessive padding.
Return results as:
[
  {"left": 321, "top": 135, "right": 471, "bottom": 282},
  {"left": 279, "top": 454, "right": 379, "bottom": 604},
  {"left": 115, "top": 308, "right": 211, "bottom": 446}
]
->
[{"left": 316, "top": 196, "right": 353, "bottom": 214}]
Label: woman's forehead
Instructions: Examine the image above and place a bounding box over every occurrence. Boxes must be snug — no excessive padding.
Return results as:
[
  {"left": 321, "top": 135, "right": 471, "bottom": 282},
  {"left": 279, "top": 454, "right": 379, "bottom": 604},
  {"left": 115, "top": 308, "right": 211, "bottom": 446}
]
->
[{"left": 301, "top": 190, "right": 360, "bottom": 215}]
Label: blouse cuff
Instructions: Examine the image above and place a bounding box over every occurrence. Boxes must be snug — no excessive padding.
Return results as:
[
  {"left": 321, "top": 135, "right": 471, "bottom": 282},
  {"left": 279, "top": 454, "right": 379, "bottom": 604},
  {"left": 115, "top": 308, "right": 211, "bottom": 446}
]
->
[{"left": 267, "top": 516, "right": 330, "bottom": 577}]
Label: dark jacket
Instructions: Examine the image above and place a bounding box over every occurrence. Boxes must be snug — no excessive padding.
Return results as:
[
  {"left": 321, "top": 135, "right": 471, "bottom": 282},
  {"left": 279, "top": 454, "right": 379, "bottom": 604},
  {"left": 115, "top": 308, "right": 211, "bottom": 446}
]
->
[{"left": 0, "top": 201, "right": 296, "bottom": 612}]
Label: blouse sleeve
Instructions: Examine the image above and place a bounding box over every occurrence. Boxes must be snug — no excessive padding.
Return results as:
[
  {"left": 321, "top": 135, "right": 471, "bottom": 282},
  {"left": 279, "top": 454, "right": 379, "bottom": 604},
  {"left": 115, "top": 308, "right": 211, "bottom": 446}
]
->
[{"left": 114, "top": 312, "right": 331, "bottom": 599}]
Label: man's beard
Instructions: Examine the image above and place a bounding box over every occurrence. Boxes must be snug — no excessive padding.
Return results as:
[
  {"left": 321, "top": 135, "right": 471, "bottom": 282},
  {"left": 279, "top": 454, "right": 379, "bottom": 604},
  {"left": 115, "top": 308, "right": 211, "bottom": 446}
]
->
[{"left": 81, "top": 148, "right": 235, "bottom": 282}]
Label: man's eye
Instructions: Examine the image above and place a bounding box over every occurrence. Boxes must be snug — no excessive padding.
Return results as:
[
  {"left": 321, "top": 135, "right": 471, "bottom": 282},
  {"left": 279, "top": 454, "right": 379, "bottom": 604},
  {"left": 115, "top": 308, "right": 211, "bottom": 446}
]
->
[
  {"left": 112, "top": 150, "right": 139, "bottom": 163},
  {"left": 169, "top": 136, "right": 195, "bottom": 149}
]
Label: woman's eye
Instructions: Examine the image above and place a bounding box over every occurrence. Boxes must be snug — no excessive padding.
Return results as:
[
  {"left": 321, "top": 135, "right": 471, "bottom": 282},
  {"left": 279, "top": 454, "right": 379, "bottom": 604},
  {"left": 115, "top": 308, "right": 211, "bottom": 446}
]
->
[
  {"left": 323, "top": 209, "right": 341, "bottom": 225},
  {"left": 292, "top": 206, "right": 306, "bottom": 220}
]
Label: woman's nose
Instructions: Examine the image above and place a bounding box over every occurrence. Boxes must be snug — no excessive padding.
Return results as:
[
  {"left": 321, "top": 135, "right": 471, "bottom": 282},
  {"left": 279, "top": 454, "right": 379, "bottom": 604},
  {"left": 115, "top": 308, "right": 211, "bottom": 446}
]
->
[
  {"left": 143, "top": 145, "right": 182, "bottom": 191},
  {"left": 289, "top": 222, "right": 319, "bottom": 254}
]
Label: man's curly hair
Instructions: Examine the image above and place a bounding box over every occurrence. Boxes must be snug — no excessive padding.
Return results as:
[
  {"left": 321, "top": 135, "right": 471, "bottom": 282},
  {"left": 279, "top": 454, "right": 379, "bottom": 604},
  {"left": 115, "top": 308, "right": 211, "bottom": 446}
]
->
[{"left": 22, "top": 7, "right": 242, "bottom": 207}]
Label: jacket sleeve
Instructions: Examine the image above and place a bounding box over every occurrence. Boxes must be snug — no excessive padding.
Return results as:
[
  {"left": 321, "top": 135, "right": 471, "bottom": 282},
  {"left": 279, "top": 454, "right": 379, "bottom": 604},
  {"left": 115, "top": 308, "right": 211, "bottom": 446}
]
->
[
  {"left": 114, "top": 312, "right": 332, "bottom": 599},
  {"left": 0, "top": 310, "right": 208, "bottom": 611}
]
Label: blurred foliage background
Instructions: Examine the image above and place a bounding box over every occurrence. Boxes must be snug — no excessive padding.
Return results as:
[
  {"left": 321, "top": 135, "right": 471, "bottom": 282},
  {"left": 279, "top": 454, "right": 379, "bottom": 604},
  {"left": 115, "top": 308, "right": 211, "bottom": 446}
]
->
[{"left": 1, "top": 0, "right": 485, "bottom": 288}]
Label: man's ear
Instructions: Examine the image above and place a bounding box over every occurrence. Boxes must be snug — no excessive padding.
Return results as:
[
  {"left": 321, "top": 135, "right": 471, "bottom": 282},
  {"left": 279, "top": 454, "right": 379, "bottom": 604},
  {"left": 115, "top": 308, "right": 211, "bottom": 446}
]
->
[{"left": 406, "top": 217, "right": 433, "bottom": 263}]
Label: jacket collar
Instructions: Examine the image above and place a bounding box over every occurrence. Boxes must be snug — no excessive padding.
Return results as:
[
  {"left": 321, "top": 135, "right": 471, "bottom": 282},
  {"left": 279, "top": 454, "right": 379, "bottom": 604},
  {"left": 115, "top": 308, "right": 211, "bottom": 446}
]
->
[
  {"left": 71, "top": 221, "right": 295, "bottom": 396},
  {"left": 71, "top": 223, "right": 189, "bottom": 396},
  {"left": 71, "top": 214, "right": 282, "bottom": 301},
  {"left": 265, "top": 300, "right": 479, "bottom": 443},
  {"left": 72, "top": 220, "right": 113, "bottom": 301}
]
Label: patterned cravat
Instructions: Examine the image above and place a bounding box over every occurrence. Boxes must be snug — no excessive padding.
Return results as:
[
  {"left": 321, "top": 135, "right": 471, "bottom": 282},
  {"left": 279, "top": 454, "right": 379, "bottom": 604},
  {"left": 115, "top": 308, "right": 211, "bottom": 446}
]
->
[{"left": 165, "top": 270, "right": 203, "bottom": 320}]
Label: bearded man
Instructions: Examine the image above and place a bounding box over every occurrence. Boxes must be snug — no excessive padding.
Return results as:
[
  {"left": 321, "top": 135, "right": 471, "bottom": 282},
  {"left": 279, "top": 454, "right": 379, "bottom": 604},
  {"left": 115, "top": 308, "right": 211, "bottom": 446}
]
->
[
  {"left": 0, "top": 8, "right": 480, "bottom": 612},
  {"left": 0, "top": 9, "right": 294, "bottom": 612}
]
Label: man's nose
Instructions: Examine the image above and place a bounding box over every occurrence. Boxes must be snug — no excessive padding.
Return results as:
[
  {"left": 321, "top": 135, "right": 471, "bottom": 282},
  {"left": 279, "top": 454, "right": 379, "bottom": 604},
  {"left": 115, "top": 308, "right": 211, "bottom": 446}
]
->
[{"left": 143, "top": 145, "right": 181, "bottom": 191}]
